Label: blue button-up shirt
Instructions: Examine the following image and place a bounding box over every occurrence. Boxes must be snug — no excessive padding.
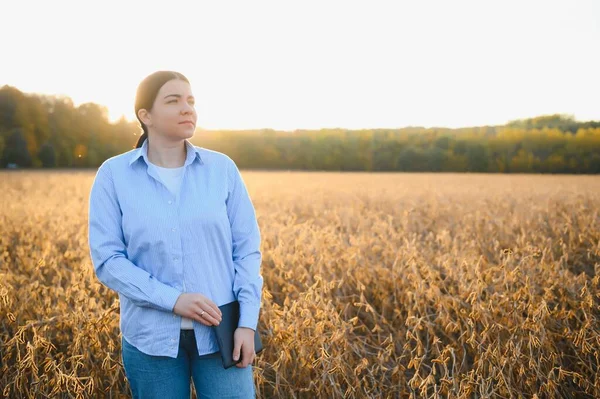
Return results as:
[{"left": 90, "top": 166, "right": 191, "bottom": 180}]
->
[{"left": 87, "top": 138, "right": 263, "bottom": 358}]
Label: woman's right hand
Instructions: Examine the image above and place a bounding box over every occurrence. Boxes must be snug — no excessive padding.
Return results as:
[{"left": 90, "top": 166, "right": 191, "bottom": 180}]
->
[{"left": 173, "top": 293, "right": 223, "bottom": 327}]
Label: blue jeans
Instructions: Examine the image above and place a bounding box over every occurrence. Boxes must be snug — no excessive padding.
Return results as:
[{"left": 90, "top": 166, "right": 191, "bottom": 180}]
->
[{"left": 121, "top": 330, "right": 255, "bottom": 398}]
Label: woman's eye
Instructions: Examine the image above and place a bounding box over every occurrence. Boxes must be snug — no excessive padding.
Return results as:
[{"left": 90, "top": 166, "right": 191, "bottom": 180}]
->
[{"left": 167, "top": 99, "right": 194, "bottom": 105}]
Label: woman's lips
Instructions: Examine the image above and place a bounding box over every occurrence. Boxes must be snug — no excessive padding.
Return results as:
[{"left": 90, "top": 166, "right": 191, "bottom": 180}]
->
[{"left": 179, "top": 121, "right": 194, "bottom": 126}]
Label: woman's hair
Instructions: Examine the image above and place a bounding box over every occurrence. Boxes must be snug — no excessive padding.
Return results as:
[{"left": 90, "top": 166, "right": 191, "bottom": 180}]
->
[{"left": 134, "top": 70, "right": 190, "bottom": 148}]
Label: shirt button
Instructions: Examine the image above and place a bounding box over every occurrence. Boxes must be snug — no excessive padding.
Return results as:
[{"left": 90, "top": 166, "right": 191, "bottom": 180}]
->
[
  {"left": 172, "top": 227, "right": 177, "bottom": 232},
  {"left": 173, "top": 257, "right": 178, "bottom": 261},
  {"left": 168, "top": 200, "right": 172, "bottom": 204}
]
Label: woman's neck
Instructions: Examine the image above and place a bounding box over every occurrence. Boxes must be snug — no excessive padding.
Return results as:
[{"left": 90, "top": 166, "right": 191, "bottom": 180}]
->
[{"left": 147, "top": 136, "right": 186, "bottom": 168}]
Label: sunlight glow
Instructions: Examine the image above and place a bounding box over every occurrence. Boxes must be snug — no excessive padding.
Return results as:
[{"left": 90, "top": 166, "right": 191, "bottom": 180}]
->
[{"left": 0, "top": 0, "right": 598, "bottom": 130}]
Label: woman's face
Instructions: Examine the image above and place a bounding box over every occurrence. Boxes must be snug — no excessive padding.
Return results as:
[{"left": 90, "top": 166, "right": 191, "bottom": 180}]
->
[{"left": 145, "top": 79, "right": 197, "bottom": 139}]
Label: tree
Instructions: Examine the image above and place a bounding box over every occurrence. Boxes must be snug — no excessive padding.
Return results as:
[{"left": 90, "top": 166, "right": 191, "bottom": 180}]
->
[
  {"left": 38, "top": 142, "right": 56, "bottom": 167},
  {"left": 2, "top": 128, "right": 31, "bottom": 167},
  {"left": 465, "top": 143, "right": 489, "bottom": 172}
]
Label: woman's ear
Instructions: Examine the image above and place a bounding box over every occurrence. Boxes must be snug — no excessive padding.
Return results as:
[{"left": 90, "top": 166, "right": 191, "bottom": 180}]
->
[{"left": 138, "top": 108, "right": 152, "bottom": 126}]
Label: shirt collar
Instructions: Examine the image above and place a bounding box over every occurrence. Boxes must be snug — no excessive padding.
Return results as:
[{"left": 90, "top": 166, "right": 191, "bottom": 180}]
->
[{"left": 128, "top": 137, "right": 204, "bottom": 168}]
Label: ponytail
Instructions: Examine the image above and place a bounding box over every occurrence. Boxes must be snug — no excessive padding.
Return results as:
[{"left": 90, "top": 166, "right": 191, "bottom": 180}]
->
[{"left": 135, "top": 125, "right": 148, "bottom": 148}]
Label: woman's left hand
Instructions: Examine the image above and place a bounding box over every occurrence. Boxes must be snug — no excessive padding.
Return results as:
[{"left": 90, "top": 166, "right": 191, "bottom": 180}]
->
[{"left": 232, "top": 327, "right": 256, "bottom": 368}]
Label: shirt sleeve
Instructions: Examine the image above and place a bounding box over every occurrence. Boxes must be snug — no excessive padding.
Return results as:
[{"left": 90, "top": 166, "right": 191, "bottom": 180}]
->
[
  {"left": 88, "top": 162, "right": 183, "bottom": 313},
  {"left": 226, "top": 158, "right": 264, "bottom": 331}
]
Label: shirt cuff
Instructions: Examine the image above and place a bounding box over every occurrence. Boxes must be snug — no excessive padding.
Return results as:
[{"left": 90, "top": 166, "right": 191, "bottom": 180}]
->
[
  {"left": 160, "top": 285, "right": 184, "bottom": 313},
  {"left": 238, "top": 302, "right": 261, "bottom": 331}
]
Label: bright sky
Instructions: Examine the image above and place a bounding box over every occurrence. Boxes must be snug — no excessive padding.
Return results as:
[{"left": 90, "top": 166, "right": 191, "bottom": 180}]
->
[{"left": 1, "top": 0, "right": 598, "bottom": 130}]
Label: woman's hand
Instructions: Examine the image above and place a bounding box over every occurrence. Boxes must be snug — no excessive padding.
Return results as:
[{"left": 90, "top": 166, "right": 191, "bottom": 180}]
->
[
  {"left": 233, "top": 327, "right": 256, "bottom": 368},
  {"left": 173, "top": 293, "right": 223, "bottom": 326}
]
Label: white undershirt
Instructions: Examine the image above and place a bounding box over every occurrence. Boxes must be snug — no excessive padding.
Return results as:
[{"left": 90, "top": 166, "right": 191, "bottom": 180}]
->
[{"left": 150, "top": 162, "right": 194, "bottom": 330}]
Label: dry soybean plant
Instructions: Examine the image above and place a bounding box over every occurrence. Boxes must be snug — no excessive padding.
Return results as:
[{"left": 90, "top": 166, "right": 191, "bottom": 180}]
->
[{"left": 1, "top": 170, "right": 599, "bottom": 398}]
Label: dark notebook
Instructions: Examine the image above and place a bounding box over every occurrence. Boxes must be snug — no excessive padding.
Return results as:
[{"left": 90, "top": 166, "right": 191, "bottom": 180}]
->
[{"left": 212, "top": 300, "right": 264, "bottom": 369}]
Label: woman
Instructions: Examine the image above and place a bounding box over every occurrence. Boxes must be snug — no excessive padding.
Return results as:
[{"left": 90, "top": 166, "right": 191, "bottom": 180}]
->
[{"left": 88, "top": 70, "right": 263, "bottom": 398}]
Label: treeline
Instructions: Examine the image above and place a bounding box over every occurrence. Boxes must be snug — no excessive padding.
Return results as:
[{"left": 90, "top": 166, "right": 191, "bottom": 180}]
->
[{"left": 1, "top": 84, "right": 599, "bottom": 173}]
